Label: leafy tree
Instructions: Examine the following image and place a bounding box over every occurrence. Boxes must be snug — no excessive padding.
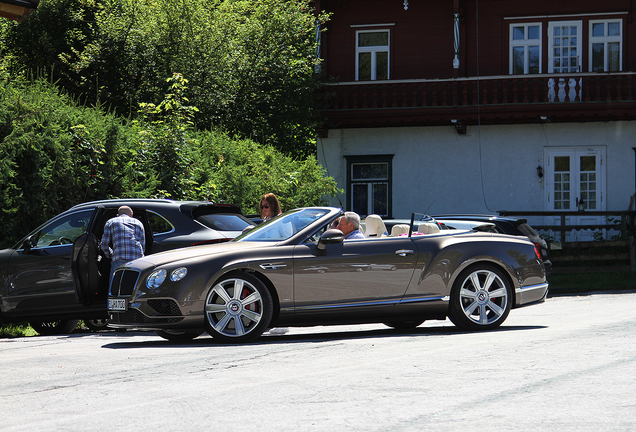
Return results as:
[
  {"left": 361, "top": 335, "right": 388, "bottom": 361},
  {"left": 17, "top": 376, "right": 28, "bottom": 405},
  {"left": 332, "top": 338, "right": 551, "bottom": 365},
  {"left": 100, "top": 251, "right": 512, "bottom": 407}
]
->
[
  {"left": 3, "top": 0, "right": 330, "bottom": 158},
  {"left": 132, "top": 73, "right": 198, "bottom": 198}
]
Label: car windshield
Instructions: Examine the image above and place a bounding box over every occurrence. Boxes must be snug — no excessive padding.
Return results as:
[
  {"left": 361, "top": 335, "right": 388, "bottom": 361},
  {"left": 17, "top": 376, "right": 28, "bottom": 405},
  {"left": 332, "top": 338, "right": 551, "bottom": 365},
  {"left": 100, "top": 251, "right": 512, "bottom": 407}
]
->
[{"left": 235, "top": 208, "right": 331, "bottom": 242}]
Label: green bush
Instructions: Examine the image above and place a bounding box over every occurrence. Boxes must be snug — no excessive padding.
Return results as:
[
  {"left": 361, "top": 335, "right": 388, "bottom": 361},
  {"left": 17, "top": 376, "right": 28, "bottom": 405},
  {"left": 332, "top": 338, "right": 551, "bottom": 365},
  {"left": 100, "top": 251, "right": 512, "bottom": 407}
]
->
[
  {"left": 0, "top": 75, "right": 135, "bottom": 247},
  {"left": 0, "top": 74, "right": 340, "bottom": 248}
]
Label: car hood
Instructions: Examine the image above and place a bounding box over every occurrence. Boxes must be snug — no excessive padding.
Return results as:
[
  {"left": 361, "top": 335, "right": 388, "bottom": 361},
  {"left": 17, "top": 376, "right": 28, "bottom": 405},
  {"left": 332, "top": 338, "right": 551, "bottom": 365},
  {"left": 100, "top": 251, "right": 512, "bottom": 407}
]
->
[{"left": 129, "top": 241, "right": 274, "bottom": 268}]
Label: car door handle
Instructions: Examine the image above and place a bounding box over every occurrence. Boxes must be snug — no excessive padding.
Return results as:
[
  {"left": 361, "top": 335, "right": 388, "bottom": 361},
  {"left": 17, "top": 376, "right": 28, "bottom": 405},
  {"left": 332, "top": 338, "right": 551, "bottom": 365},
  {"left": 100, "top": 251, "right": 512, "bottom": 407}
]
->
[{"left": 395, "top": 249, "right": 414, "bottom": 257}]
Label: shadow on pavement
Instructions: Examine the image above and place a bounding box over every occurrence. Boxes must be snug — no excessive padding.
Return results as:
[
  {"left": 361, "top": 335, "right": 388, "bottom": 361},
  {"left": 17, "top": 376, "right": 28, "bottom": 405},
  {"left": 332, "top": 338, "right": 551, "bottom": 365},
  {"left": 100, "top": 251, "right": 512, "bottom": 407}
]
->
[{"left": 100, "top": 323, "right": 547, "bottom": 349}]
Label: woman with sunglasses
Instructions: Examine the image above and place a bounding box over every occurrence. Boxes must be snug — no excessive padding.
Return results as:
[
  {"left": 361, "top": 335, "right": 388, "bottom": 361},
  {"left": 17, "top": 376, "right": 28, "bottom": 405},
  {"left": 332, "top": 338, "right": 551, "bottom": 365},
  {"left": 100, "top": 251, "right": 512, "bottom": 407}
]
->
[
  {"left": 258, "top": 193, "right": 289, "bottom": 336},
  {"left": 259, "top": 193, "right": 282, "bottom": 221}
]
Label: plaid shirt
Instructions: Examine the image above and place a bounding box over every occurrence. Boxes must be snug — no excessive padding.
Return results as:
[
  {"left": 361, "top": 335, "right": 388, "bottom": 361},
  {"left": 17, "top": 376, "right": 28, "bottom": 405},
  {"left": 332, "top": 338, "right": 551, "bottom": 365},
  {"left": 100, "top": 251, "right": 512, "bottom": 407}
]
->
[{"left": 100, "top": 214, "right": 145, "bottom": 261}]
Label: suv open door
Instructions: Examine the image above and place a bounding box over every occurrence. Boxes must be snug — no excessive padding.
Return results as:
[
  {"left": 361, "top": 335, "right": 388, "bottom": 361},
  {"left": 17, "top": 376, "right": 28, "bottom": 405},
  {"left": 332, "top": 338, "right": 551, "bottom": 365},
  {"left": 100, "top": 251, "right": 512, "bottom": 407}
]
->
[{"left": 72, "top": 206, "right": 108, "bottom": 305}]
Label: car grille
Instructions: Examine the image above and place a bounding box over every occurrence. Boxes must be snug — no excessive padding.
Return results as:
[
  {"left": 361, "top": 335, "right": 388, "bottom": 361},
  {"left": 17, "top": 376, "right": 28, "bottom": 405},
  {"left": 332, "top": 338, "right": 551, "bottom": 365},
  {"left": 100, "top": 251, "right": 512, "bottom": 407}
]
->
[
  {"left": 111, "top": 309, "right": 184, "bottom": 324},
  {"left": 147, "top": 299, "right": 182, "bottom": 315},
  {"left": 111, "top": 269, "right": 140, "bottom": 296}
]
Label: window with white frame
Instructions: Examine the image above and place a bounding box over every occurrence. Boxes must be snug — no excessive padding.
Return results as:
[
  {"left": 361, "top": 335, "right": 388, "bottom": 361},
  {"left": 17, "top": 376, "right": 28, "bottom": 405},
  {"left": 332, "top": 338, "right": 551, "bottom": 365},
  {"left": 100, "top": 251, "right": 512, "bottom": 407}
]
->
[
  {"left": 590, "top": 19, "right": 622, "bottom": 72},
  {"left": 510, "top": 23, "right": 541, "bottom": 74},
  {"left": 356, "top": 30, "right": 389, "bottom": 81},
  {"left": 346, "top": 155, "right": 393, "bottom": 218},
  {"left": 548, "top": 21, "right": 582, "bottom": 73}
]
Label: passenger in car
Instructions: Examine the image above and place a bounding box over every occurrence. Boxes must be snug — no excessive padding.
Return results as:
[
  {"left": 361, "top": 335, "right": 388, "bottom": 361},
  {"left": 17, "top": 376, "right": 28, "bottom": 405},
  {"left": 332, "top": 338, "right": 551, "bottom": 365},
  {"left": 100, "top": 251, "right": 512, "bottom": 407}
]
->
[{"left": 337, "top": 212, "right": 365, "bottom": 240}]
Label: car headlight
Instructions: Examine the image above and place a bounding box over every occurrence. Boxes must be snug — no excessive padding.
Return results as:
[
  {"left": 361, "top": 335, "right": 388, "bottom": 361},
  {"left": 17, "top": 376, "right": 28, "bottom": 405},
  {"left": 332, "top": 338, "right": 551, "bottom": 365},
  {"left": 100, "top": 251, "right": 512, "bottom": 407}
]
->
[
  {"left": 147, "top": 269, "right": 167, "bottom": 289},
  {"left": 170, "top": 267, "right": 188, "bottom": 282}
]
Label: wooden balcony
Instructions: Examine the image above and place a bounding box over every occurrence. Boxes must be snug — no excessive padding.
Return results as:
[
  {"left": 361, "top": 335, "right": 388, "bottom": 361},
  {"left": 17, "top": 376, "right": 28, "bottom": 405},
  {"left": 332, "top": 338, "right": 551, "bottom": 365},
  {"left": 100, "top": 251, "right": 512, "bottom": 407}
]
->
[{"left": 319, "top": 73, "right": 636, "bottom": 129}]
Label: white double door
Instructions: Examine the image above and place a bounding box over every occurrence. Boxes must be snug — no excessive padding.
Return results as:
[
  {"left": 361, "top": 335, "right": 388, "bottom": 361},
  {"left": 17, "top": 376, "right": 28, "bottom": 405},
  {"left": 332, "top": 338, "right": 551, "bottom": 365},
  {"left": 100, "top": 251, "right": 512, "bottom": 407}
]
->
[{"left": 544, "top": 147, "right": 606, "bottom": 240}]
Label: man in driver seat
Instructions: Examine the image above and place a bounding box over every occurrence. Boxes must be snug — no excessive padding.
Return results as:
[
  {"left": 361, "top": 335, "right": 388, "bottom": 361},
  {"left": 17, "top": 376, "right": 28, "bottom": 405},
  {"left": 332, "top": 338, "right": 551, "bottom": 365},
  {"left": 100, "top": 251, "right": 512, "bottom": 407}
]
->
[
  {"left": 337, "top": 211, "right": 365, "bottom": 240},
  {"left": 100, "top": 205, "right": 145, "bottom": 279}
]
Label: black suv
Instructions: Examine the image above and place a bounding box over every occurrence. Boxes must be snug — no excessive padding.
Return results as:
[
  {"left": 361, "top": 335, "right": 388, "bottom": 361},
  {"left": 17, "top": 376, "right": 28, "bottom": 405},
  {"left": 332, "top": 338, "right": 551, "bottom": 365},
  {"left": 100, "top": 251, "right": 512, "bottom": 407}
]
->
[
  {"left": 434, "top": 215, "right": 552, "bottom": 276},
  {"left": 0, "top": 199, "right": 254, "bottom": 334}
]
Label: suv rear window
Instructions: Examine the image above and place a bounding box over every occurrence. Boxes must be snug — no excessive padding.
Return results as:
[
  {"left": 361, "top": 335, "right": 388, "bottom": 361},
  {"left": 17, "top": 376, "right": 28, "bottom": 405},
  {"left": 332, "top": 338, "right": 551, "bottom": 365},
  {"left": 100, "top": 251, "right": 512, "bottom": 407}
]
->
[
  {"left": 515, "top": 222, "right": 540, "bottom": 238},
  {"left": 196, "top": 214, "right": 254, "bottom": 231}
]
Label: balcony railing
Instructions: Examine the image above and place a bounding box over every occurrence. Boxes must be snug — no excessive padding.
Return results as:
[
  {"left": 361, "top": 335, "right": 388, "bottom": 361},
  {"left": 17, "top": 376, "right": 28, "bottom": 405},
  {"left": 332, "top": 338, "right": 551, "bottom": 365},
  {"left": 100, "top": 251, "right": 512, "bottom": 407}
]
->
[{"left": 322, "top": 73, "right": 636, "bottom": 115}]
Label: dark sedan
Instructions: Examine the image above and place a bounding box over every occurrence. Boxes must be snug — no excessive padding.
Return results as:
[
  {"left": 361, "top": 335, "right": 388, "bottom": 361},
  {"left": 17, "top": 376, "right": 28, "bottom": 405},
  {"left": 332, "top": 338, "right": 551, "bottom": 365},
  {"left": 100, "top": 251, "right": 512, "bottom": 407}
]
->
[
  {"left": 0, "top": 199, "right": 254, "bottom": 334},
  {"left": 108, "top": 207, "right": 549, "bottom": 343}
]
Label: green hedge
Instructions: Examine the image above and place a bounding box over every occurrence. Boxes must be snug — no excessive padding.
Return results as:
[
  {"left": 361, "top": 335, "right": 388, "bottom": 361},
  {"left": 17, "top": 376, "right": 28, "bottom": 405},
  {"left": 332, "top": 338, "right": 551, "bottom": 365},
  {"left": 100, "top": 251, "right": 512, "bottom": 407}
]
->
[{"left": 0, "top": 75, "right": 339, "bottom": 249}]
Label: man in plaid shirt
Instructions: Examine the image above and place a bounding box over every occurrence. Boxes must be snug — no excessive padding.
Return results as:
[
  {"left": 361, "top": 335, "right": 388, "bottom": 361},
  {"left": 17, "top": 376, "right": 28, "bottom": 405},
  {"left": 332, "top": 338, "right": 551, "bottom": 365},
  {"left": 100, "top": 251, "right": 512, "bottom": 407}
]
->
[{"left": 100, "top": 206, "right": 146, "bottom": 279}]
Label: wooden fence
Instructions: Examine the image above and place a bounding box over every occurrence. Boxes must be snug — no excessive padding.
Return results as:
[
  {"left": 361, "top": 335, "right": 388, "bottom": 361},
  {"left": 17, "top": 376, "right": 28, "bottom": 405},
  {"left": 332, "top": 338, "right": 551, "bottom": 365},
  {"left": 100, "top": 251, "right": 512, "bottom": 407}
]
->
[{"left": 498, "top": 210, "right": 636, "bottom": 274}]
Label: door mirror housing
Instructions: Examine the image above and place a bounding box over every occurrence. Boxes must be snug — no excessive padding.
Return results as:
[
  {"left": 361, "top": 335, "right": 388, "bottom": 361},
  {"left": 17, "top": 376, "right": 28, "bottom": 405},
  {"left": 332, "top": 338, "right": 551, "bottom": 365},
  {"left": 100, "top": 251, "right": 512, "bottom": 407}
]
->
[
  {"left": 22, "top": 236, "right": 35, "bottom": 253},
  {"left": 317, "top": 229, "right": 345, "bottom": 251}
]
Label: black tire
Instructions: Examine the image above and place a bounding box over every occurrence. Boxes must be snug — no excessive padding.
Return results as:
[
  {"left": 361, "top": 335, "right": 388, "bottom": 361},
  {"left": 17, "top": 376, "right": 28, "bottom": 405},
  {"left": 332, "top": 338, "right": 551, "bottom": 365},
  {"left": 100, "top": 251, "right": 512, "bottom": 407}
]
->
[
  {"left": 383, "top": 320, "right": 425, "bottom": 331},
  {"left": 448, "top": 264, "right": 512, "bottom": 331},
  {"left": 84, "top": 318, "right": 111, "bottom": 331},
  {"left": 31, "top": 320, "right": 80, "bottom": 336},
  {"left": 155, "top": 329, "right": 204, "bottom": 341},
  {"left": 204, "top": 272, "right": 273, "bottom": 344}
]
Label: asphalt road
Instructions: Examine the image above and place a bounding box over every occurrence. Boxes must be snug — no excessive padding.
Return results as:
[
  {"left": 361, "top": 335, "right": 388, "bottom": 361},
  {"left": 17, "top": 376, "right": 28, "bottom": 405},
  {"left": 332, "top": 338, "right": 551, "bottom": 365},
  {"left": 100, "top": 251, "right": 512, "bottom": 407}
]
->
[{"left": 1, "top": 291, "right": 635, "bottom": 432}]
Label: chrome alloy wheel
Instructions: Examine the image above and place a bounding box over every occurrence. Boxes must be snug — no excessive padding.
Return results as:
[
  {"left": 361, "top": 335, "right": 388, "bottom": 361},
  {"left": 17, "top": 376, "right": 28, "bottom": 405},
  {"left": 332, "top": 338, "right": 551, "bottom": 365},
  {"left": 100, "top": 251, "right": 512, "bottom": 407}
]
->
[
  {"left": 204, "top": 276, "right": 269, "bottom": 340},
  {"left": 458, "top": 268, "right": 509, "bottom": 326}
]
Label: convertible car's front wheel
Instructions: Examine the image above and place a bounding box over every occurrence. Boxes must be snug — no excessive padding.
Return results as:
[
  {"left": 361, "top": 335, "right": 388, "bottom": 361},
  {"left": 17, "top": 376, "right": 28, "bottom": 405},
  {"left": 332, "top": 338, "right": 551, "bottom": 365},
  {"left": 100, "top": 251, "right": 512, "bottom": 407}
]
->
[
  {"left": 448, "top": 265, "right": 512, "bottom": 331},
  {"left": 204, "top": 273, "right": 273, "bottom": 343}
]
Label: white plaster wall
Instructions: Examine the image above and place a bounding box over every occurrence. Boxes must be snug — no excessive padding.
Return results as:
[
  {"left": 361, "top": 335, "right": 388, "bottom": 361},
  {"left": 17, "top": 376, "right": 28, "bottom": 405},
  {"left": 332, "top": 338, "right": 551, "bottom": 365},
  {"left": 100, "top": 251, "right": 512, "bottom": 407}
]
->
[{"left": 317, "top": 121, "right": 636, "bottom": 218}]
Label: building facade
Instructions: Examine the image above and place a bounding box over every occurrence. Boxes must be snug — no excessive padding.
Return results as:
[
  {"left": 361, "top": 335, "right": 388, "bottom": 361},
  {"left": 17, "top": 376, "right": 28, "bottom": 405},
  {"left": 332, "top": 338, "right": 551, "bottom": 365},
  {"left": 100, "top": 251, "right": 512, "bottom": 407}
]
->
[{"left": 315, "top": 0, "right": 636, "bottom": 230}]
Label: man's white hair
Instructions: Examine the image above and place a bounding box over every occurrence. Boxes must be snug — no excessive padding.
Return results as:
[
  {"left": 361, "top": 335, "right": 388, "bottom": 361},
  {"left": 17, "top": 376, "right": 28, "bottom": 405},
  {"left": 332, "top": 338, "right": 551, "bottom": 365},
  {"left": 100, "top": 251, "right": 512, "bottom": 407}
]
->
[{"left": 343, "top": 211, "right": 361, "bottom": 230}]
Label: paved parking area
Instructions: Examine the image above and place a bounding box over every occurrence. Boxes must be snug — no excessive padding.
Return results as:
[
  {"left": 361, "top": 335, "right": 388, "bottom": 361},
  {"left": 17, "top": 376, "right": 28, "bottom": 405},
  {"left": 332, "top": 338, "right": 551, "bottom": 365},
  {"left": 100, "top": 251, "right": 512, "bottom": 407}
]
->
[{"left": 1, "top": 291, "right": 635, "bottom": 431}]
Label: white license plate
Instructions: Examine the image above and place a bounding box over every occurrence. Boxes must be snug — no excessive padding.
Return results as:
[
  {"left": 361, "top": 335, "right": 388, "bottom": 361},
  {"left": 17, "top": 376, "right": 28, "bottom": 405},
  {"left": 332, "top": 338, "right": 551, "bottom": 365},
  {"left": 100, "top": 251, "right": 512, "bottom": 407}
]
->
[{"left": 108, "top": 298, "right": 127, "bottom": 311}]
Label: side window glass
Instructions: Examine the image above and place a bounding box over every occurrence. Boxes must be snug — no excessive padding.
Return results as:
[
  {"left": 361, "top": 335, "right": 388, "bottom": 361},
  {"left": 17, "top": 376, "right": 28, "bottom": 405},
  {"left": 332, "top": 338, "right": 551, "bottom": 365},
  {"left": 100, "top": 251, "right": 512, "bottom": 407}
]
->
[
  {"left": 304, "top": 223, "right": 330, "bottom": 244},
  {"left": 148, "top": 211, "right": 174, "bottom": 235},
  {"left": 32, "top": 209, "right": 94, "bottom": 248}
]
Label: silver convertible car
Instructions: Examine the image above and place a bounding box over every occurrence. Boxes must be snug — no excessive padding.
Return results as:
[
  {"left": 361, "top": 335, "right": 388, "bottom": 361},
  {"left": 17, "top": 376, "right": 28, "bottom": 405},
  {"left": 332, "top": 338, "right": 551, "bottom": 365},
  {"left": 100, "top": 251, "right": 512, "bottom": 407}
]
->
[{"left": 107, "top": 207, "right": 549, "bottom": 342}]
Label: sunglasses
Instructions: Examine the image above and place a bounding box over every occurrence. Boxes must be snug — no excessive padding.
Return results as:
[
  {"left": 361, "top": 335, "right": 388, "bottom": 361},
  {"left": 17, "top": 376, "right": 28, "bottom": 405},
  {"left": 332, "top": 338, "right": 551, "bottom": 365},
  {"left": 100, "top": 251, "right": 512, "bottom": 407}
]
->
[{"left": 261, "top": 204, "right": 270, "bottom": 209}]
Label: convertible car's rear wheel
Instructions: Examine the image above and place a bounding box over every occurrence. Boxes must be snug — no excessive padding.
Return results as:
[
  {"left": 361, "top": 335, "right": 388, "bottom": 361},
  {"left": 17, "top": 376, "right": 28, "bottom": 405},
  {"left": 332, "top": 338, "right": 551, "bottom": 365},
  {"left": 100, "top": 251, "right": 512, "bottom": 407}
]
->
[
  {"left": 30, "top": 320, "right": 80, "bottom": 335},
  {"left": 448, "top": 265, "right": 512, "bottom": 331},
  {"left": 204, "top": 273, "right": 273, "bottom": 343},
  {"left": 155, "top": 329, "right": 204, "bottom": 341}
]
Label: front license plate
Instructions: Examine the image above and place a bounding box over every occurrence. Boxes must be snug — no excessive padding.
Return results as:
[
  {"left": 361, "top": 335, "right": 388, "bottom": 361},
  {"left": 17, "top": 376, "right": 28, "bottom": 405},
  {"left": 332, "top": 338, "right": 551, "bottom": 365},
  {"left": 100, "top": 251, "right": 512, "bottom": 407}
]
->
[{"left": 108, "top": 298, "right": 127, "bottom": 312}]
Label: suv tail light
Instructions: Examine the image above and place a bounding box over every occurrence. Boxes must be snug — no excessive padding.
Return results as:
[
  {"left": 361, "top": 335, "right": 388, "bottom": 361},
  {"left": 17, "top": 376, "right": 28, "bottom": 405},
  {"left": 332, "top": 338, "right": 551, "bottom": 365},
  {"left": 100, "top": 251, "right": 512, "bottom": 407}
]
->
[{"left": 533, "top": 243, "right": 542, "bottom": 261}]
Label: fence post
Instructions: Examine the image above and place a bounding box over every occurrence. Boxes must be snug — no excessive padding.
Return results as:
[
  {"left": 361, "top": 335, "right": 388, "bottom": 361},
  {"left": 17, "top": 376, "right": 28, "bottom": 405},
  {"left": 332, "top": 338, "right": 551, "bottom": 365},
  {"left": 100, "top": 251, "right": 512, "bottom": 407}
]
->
[
  {"left": 561, "top": 214, "right": 566, "bottom": 242},
  {"left": 631, "top": 235, "right": 636, "bottom": 273}
]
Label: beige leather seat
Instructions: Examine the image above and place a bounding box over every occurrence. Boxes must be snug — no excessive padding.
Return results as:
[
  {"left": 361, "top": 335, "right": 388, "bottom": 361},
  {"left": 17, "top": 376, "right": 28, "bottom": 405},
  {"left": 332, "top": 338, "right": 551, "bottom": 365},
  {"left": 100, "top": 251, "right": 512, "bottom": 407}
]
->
[
  {"left": 365, "top": 214, "right": 388, "bottom": 238},
  {"left": 417, "top": 222, "right": 441, "bottom": 234},
  {"left": 390, "top": 224, "right": 410, "bottom": 236}
]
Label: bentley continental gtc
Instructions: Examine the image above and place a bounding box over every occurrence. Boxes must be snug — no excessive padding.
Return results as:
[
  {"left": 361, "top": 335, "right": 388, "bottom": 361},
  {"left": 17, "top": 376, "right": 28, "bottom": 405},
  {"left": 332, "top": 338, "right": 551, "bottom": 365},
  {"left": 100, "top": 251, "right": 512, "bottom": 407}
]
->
[{"left": 107, "top": 207, "right": 549, "bottom": 342}]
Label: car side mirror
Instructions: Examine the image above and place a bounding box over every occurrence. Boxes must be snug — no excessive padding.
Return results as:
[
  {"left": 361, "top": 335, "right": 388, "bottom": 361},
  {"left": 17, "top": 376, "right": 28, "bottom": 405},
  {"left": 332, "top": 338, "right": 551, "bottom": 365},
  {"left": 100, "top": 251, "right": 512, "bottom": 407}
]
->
[
  {"left": 317, "top": 229, "right": 345, "bottom": 251},
  {"left": 22, "top": 236, "right": 35, "bottom": 253}
]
